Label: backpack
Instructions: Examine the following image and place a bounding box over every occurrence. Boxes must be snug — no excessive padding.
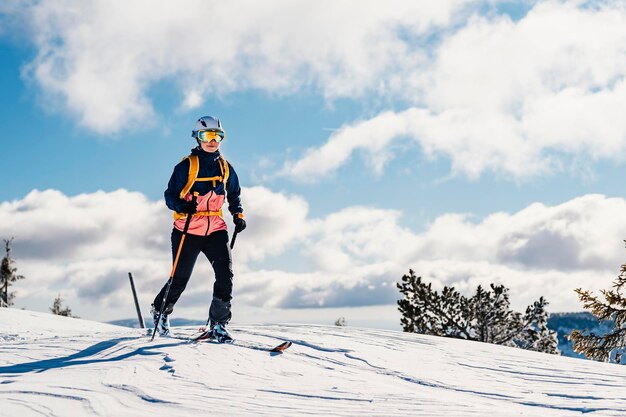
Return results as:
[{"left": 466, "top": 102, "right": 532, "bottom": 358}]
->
[{"left": 173, "top": 154, "right": 230, "bottom": 220}]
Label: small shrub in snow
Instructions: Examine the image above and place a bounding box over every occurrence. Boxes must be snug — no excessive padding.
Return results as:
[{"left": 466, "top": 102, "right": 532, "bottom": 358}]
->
[
  {"left": 335, "top": 317, "right": 346, "bottom": 327},
  {"left": 1, "top": 238, "right": 25, "bottom": 307},
  {"left": 50, "top": 295, "right": 76, "bottom": 318}
]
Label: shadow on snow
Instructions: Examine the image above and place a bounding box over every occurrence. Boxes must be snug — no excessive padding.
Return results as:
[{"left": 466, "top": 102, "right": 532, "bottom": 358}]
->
[{"left": 0, "top": 337, "right": 183, "bottom": 374}]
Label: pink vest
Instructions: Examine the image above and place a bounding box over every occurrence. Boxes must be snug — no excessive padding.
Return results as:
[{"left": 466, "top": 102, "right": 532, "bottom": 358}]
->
[{"left": 174, "top": 192, "right": 227, "bottom": 236}]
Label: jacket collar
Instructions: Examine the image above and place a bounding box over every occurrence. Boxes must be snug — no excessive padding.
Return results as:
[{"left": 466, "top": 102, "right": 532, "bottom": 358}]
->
[{"left": 191, "top": 146, "right": 221, "bottom": 162}]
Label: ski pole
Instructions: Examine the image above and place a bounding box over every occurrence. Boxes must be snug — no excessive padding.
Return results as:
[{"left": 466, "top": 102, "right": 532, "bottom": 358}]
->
[
  {"left": 128, "top": 272, "right": 145, "bottom": 329},
  {"left": 151, "top": 192, "right": 198, "bottom": 341},
  {"left": 230, "top": 230, "right": 239, "bottom": 250}
]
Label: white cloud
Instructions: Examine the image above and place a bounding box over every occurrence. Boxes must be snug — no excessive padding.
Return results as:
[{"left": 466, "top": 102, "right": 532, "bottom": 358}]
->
[
  {"left": 282, "top": 2, "right": 626, "bottom": 180},
  {"left": 7, "top": 0, "right": 468, "bottom": 133},
  {"left": 0, "top": 187, "right": 317, "bottom": 318},
  {"left": 0, "top": 189, "right": 173, "bottom": 309},
  {"left": 235, "top": 186, "right": 310, "bottom": 263},
  {"left": 0, "top": 189, "right": 170, "bottom": 258},
  {"left": 5, "top": 1, "right": 626, "bottom": 179},
  {"left": 237, "top": 193, "right": 626, "bottom": 312},
  {"left": 3, "top": 189, "right": 626, "bottom": 319},
  {"left": 279, "top": 111, "right": 410, "bottom": 180}
]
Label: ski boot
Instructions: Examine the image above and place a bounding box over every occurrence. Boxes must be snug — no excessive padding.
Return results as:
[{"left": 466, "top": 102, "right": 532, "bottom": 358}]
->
[
  {"left": 151, "top": 304, "right": 171, "bottom": 337},
  {"left": 210, "top": 321, "right": 234, "bottom": 344}
]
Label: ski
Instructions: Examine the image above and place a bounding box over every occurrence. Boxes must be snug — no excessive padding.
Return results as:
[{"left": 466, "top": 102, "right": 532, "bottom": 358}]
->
[
  {"left": 189, "top": 328, "right": 292, "bottom": 353},
  {"left": 190, "top": 326, "right": 233, "bottom": 343},
  {"left": 191, "top": 329, "right": 222, "bottom": 342},
  {"left": 192, "top": 330, "right": 210, "bottom": 341},
  {"left": 270, "top": 341, "right": 292, "bottom": 353}
]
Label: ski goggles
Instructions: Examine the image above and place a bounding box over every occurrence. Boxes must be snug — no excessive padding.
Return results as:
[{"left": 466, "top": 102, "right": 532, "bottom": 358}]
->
[{"left": 194, "top": 129, "right": 225, "bottom": 143}]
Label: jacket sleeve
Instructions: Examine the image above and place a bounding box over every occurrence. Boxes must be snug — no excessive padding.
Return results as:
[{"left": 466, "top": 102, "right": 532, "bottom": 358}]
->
[
  {"left": 226, "top": 161, "right": 243, "bottom": 216},
  {"left": 164, "top": 158, "right": 190, "bottom": 212}
]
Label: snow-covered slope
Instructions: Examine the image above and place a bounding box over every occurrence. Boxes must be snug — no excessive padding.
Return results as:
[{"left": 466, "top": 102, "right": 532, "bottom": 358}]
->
[{"left": 1, "top": 309, "right": 626, "bottom": 416}]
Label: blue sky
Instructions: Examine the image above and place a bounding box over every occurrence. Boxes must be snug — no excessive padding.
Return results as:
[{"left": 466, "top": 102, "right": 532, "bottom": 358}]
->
[{"left": 2, "top": 1, "right": 626, "bottom": 329}]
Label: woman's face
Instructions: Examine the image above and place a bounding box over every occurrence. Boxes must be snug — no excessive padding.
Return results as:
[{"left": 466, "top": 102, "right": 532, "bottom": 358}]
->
[{"left": 200, "top": 138, "right": 220, "bottom": 153}]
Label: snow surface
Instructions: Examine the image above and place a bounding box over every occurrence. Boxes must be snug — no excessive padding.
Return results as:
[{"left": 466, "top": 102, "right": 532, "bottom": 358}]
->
[{"left": 1, "top": 309, "right": 626, "bottom": 416}]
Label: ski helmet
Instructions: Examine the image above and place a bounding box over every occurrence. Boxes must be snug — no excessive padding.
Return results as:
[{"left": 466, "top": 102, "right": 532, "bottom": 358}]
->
[{"left": 191, "top": 115, "right": 226, "bottom": 141}]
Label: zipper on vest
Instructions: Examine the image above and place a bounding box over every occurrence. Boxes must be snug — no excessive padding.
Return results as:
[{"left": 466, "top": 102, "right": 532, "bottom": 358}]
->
[{"left": 205, "top": 190, "right": 213, "bottom": 236}]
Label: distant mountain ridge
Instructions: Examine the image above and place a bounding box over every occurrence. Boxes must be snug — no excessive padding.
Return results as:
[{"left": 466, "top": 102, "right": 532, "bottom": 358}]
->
[
  {"left": 547, "top": 311, "right": 614, "bottom": 359},
  {"left": 109, "top": 317, "right": 204, "bottom": 328}
]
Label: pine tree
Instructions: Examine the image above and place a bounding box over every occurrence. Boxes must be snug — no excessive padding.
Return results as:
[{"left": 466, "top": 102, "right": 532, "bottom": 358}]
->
[
  {"left": 397, "top": 270, "right": 558, "bottom": 354},
  {"left": 570, "top": 241, "right": 626, "bottom": 363},
  {"left": 50, "top": 294, "right": 75, "bottom": 317},
  {"left": 1, "top": 238, "right": 25, "bottom": 307}
]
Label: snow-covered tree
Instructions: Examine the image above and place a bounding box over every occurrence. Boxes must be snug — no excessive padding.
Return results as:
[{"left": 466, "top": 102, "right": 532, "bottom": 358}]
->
[
  {"left": 570, "top": 242, "right": 626, "bottom": 363},
  {"left": 397, "top": 270, "right": 558, "bottom": 354},
  {"left": 1, "top": 238, "right": 25, "bottom": 307},
  {"left": 50, "top": 294, "right": 75, "bottom": 317}
]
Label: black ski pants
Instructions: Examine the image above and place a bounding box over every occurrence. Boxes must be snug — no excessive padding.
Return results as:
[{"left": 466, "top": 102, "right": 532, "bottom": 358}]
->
[{"left": 153, "top": 228, "right": 233, "bottom": 323}]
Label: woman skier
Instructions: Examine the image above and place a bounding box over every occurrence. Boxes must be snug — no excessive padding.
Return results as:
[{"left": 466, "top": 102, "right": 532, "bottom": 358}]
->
[{"left": 151, "top": 115, "right": 246, "bottom": 342}]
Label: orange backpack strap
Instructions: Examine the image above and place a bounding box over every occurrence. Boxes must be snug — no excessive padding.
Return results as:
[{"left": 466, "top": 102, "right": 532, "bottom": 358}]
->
[
  {"left": 179, "top": 154, "right": 199, "bottom": 199},
  {"left": 218, "top": 156, "right": 230, "bottom": 186}
]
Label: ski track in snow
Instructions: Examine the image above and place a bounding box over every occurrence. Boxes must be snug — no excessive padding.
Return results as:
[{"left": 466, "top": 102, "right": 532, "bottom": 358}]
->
[{"left": 2, "top": 310, "right": 626, "bottom": 416}]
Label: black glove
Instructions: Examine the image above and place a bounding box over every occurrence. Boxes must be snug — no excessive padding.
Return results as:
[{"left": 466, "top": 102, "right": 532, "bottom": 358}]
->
[
  {"left": 233, "top": 213, "right": 246, "bottom": 233},
  {"left": 176, "top": 199, "right": 197, "bottom": 215}
]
